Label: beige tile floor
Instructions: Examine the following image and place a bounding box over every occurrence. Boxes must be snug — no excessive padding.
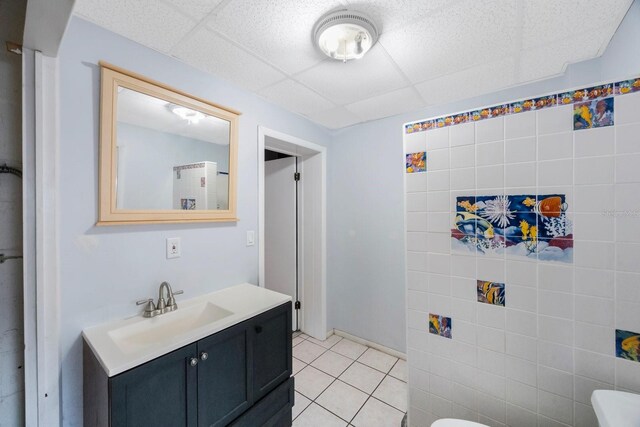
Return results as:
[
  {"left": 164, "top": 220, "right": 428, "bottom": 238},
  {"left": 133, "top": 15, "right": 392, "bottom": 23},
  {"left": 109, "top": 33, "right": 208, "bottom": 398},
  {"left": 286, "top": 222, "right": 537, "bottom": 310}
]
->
[{"left": 291, "top": 332, "right": 407, "bottom": 427}]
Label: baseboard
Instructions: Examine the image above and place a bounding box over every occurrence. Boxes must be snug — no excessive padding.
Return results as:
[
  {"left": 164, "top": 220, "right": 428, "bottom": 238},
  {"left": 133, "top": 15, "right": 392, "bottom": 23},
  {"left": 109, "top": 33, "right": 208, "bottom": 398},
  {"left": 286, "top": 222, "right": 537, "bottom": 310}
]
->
[{"left": 331, "top": 329, "right": 407, "bottom": 360}]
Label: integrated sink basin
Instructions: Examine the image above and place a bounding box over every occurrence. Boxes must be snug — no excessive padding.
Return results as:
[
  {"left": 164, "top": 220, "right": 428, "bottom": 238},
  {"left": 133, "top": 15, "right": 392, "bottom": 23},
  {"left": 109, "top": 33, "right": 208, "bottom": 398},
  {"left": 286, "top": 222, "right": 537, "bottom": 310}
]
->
[
  {"left": 83, "top": 283, "right": 292, "bottom": 376},
  {"left": 108, "top": 302, "right": 233, "bottom": 354},
  {"left": 592, "top": 390, "right": 640, "bottom": 427}
]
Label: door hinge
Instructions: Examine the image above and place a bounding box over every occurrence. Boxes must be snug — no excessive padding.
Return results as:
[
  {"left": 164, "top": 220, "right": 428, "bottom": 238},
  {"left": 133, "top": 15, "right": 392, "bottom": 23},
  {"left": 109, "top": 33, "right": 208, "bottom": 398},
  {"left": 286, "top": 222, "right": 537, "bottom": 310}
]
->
[
  {"left": 294, "top": 301, "right": 301, "bottom": 310},
  {"left": 294, "top": 172, "right": 301, "bottom": 181}
]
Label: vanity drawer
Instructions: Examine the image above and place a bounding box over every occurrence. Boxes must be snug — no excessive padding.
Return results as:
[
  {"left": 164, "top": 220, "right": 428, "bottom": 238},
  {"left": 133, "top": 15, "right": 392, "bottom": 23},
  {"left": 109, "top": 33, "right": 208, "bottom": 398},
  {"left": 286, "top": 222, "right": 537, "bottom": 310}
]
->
[{"left": 229, "top": 376, "right": 294, "bottom": 427}]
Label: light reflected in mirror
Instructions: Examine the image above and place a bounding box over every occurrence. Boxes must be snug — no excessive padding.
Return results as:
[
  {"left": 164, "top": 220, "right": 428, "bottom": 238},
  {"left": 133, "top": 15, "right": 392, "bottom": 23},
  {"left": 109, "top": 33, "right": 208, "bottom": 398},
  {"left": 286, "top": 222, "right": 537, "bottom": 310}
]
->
[{"left": 115, "top": 88, "right": 230, "bottom": 211}]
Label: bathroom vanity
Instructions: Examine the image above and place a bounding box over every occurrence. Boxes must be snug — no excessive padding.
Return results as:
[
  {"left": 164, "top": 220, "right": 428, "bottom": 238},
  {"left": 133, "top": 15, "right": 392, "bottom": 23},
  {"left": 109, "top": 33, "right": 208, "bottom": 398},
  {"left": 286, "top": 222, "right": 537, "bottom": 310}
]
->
[{"left": 83, "top": 284, "right": 293, "bottom": 427}]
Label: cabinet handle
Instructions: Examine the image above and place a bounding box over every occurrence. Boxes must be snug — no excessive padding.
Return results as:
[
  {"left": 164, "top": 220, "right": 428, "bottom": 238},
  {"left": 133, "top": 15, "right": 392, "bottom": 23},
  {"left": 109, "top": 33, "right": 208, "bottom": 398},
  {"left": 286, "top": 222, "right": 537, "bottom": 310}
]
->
[
  {"left": 255, "top": 325, "right": 263, "bottom": 334},
  {"left": 200, "top": 352, "right": 208, "bottom": 361},
  {"left": 189, "top": 357, "right": 198, "bottom": 367}
]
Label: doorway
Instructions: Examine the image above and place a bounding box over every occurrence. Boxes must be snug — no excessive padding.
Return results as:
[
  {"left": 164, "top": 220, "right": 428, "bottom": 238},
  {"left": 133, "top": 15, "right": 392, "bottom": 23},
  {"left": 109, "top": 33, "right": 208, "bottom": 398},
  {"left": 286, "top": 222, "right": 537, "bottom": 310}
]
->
[
  {"left": 264, "top": 151, "right": 300, "bottom": 330},
  {"left": 258, "top": 127, "right": 327, "bottom": 340}
]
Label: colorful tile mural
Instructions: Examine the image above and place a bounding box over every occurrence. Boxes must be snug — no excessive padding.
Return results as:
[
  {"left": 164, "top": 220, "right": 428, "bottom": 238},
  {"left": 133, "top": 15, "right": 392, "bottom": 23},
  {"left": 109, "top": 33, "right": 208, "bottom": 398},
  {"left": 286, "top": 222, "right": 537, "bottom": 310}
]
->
[
  {"left": 429, "top": 313, "right": 452, "bottom": 339},
  {"left": 404, "top": 76, "right": 639, "bottom": 134},
  {"left": 406, "top": 152, "right": 426, "bottom": 173},
  {"left": 451, "top": 194, "right": 573, "bottom": 263},
  {"left": 616, "top": 329, "right": 640, "bottom": 363},
  {"left": 573, "top": 97, "right": 614, "bottom": 130},
  {"left": 477, "top": 280, "right": 505, "bottom": 306}
]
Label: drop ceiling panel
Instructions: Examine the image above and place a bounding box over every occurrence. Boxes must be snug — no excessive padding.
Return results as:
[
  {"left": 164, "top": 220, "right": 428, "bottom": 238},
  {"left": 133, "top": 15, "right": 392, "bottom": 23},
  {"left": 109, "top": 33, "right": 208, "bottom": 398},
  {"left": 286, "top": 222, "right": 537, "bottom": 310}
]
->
[
  {"left": 295, "top": 45, "right": 407, "bottom": 105},
  {"left": 258, "top": 79, "right": 336, "bottom": 116},
  {"left": 345, "top": 87, "right": 425, "bottom": 122},
  {"left": 521, "top": 0, "right": 633, "bottom": 50},
  {"left": 416, "top": 58, "right": 517, "bottom": 106},
  {"left": 173, "top": 27, "right": 286, "bottom": 92},
  {"left": 74, "top": 0, "right": 197, "bottom": 53},
  {"left": 166, "top": 0, "right": 225, "bottom": 21},
  {"left": 379, "top": 0, "right": 519, "bottom": 84},
  {"left": 306, "top": 107, "right": 363, "bottom": 130},
  {"left": 208, "top": 0, "right": 346, "bottom": 74}
]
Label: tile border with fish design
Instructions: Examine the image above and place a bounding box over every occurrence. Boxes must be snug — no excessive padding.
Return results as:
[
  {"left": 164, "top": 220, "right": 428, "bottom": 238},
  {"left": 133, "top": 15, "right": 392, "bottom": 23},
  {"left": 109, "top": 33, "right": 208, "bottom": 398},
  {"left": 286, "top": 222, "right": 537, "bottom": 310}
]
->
[
  {"left": 477, "top": 280, "right": 505, "bottom": 306},
  {"left": 616, "top": 329, "right": 640, "bottom": 363},
  {"left": 429, "top": 313, "right": 452, "bottom": 339},
  {"left": 404, "top": 76, "right": 640, "bottom": 134},
  {"left": 452, "top": 194, "right": 573, "bottom": 263}
]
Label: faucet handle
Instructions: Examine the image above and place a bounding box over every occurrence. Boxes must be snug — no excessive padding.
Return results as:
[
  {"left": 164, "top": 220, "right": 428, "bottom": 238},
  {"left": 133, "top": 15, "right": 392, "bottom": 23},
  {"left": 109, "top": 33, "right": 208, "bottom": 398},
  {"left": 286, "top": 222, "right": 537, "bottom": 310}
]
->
[
  {"left": 167, "top": 290, "right": 183, "bottom": 310},
  {"left": 173, "top": 290, "right": 184, "bottom": 296},
  {"left": 136, "top": 298, "right": 153, "bottom": 306},
  {"left": 136, "top": 299, "right": 157, "bottom": 317}
]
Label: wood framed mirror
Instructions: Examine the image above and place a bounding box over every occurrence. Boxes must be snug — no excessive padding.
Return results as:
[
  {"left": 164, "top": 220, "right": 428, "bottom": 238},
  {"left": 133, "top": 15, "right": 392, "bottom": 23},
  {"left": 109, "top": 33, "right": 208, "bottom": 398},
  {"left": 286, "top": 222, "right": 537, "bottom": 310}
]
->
[{"left": 98, "top": 62, "right": 239, "bottom": 225}]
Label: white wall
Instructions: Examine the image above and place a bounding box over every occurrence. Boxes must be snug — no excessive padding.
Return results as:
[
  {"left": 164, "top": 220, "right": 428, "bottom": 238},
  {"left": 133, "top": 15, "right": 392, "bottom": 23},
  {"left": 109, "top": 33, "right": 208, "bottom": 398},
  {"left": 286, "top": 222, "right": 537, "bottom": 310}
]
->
[
  {"left": 56, "top": 17, "right": 331, "bottom": 426},
  {"left": 0, "top": 0, "right": 26, "bottom": 425},
  {"left": 327, "top": 0, "right": 640, "bottom": 354}
]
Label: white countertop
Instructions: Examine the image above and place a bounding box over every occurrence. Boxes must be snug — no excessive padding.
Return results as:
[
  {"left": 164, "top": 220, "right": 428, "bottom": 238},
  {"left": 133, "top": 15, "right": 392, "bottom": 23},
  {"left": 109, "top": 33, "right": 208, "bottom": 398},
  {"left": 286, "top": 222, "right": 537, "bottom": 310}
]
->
[
  {"left": 592, "top": 389, "right": 640, "bottom": 427},
  {"left": 83, "top": 283, "right": 291, "bottom": 377}
]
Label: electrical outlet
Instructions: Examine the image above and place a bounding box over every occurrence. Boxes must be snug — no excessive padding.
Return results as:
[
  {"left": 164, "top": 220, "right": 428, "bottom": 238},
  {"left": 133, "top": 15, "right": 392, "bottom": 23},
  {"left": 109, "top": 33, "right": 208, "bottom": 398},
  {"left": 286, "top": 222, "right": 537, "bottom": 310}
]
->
[
  {"left": 166, "top": 237, "right": 181, "bottom": 259},
  {"left": 246, "top": 231, "right": 255, "bottom": 246}
]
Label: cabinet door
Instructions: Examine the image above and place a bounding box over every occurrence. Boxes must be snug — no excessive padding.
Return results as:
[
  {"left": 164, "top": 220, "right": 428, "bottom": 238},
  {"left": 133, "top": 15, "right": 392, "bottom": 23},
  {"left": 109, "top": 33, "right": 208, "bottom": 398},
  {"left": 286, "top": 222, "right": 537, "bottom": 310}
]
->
[
  {"left": 110, "top": 343, "right": 197, "bottom": 427},
  {"left": 252, "top": 302, "right": 292, "bottom": 401},
  {"left": 197, "top": 322, "right": 251, "bottom": 427}
]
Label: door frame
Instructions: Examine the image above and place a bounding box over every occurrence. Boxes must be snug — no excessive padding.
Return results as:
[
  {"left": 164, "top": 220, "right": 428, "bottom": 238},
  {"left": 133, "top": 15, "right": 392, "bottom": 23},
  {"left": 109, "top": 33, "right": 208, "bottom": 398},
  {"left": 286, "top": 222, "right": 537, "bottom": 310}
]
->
[{"left": 257, "top": 127, "right": 327, "bottom": 340}]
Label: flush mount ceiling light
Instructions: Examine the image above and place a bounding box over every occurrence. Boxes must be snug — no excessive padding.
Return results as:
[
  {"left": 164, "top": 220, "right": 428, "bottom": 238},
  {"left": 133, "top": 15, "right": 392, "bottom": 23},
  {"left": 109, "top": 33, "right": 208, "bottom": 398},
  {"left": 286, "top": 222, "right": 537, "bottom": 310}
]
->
[
  {"left": 313, "top": 9, "right": 379, "bottom": 63},
  {"left": 171, "top": 106, "right": 205, "bottom": 124}
]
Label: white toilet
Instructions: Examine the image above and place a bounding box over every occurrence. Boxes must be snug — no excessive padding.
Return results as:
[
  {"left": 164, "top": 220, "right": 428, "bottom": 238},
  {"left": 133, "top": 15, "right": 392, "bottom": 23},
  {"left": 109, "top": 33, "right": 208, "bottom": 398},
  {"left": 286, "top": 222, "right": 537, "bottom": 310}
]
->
[{"left": 431, "top": 419, "right": 488, "bottom": 427}]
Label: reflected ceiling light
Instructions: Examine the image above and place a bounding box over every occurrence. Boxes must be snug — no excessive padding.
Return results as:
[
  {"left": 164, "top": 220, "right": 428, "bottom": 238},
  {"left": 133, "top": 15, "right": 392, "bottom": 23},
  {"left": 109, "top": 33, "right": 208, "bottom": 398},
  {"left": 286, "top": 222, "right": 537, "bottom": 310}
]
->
[
  {"left": 313, "top": 9, "right": 378, "bottom": 63},
  {"left": 172, "top": 106, "right": 205, "bottom": 124}
]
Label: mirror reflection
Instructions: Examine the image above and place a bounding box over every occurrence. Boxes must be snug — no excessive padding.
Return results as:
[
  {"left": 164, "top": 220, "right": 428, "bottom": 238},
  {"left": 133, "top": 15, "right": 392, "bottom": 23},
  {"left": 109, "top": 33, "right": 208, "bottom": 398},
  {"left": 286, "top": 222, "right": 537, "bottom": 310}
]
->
[{"left": 115, "top": 88, "right": 230, "bottom": 211}]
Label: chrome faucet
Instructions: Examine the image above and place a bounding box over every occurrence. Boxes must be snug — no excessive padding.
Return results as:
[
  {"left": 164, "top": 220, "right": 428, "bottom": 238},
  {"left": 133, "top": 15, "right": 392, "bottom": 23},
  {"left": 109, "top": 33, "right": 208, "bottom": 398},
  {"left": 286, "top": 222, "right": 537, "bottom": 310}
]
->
[{"left": 136, "top": 281, "right": 184, "bottom": 318}]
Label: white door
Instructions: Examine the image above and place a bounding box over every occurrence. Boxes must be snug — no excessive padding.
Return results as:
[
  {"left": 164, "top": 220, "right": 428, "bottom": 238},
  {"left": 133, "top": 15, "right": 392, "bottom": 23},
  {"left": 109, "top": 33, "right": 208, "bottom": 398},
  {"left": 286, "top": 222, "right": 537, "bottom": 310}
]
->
[{"left": 265, "top": 156, "right": 298, "bottom": 330}]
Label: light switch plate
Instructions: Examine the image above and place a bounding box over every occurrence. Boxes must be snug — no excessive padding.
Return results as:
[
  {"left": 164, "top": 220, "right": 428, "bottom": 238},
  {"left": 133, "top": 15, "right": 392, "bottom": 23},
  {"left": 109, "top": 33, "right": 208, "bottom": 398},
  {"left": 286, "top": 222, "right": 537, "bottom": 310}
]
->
[
  {"left": 167, "top": 237, "right": 181, "bottom": 259},
  {"left": 246, "top": 231, "right": 255, "bottom": 246}
]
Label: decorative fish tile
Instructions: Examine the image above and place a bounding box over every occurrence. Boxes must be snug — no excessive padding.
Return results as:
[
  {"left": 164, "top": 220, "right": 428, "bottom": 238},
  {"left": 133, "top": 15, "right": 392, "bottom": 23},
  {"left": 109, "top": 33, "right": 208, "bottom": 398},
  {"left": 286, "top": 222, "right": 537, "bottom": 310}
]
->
[
  {"left": 452, "top": 194, "right": 572, "bottom": 263},
  {"left": 574, "top": 97, "right": 614, "bottom": 130},
  {"left": 616, "top": 78, "right": 640, "bottom": 95},
  {"left": 477, "top": 280, "right": 505, "bottom": 306},
  {"left": 429, "top": 313, "right": 452, "bottom": 339},
  {"left": 406, "top": 152, "right": 426, "bottom": 173},
  {"left": 404, "top": 75, "right": 638, "bottom": 134},
  {"left": 616, "top": 329, "right": 640, "bottom": 363}
]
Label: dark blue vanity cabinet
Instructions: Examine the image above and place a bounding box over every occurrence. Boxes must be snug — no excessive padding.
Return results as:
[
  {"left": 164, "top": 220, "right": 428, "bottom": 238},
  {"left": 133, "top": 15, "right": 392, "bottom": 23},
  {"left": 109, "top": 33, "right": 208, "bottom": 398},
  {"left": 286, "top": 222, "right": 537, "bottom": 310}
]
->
[{"left": 84, "top": 302, "right": 293, "bottom": 427}]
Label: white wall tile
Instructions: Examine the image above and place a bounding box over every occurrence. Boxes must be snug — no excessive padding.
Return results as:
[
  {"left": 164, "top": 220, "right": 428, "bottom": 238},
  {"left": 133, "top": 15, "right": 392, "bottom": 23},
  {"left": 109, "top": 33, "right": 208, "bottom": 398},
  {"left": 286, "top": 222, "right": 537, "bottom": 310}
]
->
[
  {"left": 451, "top": 297, "right": 476, "bottom": 323},
  {"left": 407, "top": 251, "right": 428, "bottom": 272},
  {"left": 407, "top": 212, "right": 428, "bottom": 231},
  {"left": 537, "top": 104, "right": 573, "bottom": 135},
  {"left": 477, "top": 258, "right": 505, "bottom": 282},
  {"left": 450, "top": 145, "right": 475, "bottom": 169},
  {"left": 505, "top": 355, "right": 537, "bottom": 387},
  {"left": 574, "top": 295, "right": 614, "bottom": 326},
  {"left": 407, "top": 290, "right": 429, "bottom": 311},
  {"left": 427, "top": 170, "right": 450, "bottom": 191},
  {"left": 574, "top": 241, "right": 615, "bottom": 269},
  {"left": 574, "top": 375, "right": 612, "bottom": 405},
  {"left": 505, "top": 162, "right": 536, "bottom": 188},
  {"left": 475, "top": 118, "right": 503, "bottom": 143},
  {"left": 575, "top": 156, "right": 614, "bottom": 184},
  {"left": 427, "top": 213, "right": 450, "bottom": 233},
  {"left": 427, "top": 191, "right": 449, "bottom": 212},
  {"left": 616, "top": 301, "right": 640, "bottom": 332},
  {"left": 407, "top": 232, "right": 428, "bottom": 252},
  {"left": 407, "top": 271, "right": 428, "bottom": 292},
  {"left": 477, "top": 141, "right": 504, "bottom": 166},
  {"left": 538, "top": 132, "right": 573, "bottom": 161},
  {"left": 454, "top": 320, "right": 476, "bottom": 345},
  {"left": 427, "top": 127, "right": 450, "bottom": 150},
  {"left": 537, "top": 341, "right": 573, "bottom": 372},
  {"left": 506, "top": 309, "right": 536, "bottom": 337},
  {"left": 476, "top": 393, "right": 506, "bottom": 424},
  {"left": 450, "top": 167, "right": 475, "bottom": 190},
  {"left": 507, "top": 285, "right": 537, "bottom": 313},
  {"left": 477, "top": 325, "right": 505, "bottom": 353},
  {"left": 615, "top": 92, "right": 640, "bottom": 125},
  {"left": 407, "top": 192, "right": 427, "bottom": 212},
  {"left": 507, "top": 403, "right": 538, "bottom": 427},
  {"left": 574, "top": 126, "right": 615, "bottom": 157},
  {"left": 506, "top": 260, "right": 537, "bottom": 287},
  {"left": 449, "top": 122, "right": 475, "bottom": 147},
  {"left": 406, "top": 172, "right": 428, "bottom": 192},
  {"left": 616, "top": 216, "right": 640, "bottom": 242},
  {"left": 574, "top": 321, "right": 612, "bottom": 355},
  {"left": 450, "top": 255, "right": 476, "bottom": 278},
  {"left": 538, "top": 365, "right": 573, "bottom": 399},
  {"left": 574, "top": 184, "right": 614, "bottom": 213},
  {"left": 504, "top": 136, "right": 536, "bottom": 164},
  {"left": 615, "top": 182, "right": 640, "bottom": 211},
  {"left": 428, "top": 253, "right": 451, "bottom": 275},
  {"left": 406, "top": 131, "right": 427, "bottom": 153},
  {"left": 616, "top": 122, "right": 640, "bottom": 154},
  {"left": 506, "top": 333, "right": 537, "bottom": 363},
  {"left": 427, "top": 232, "right": 451, "bottom": 254},
  {"left": 538, "top": 264, "right": 573, "bottom": 293},
  {"left": 574, "top": 349, "right": 614, "bottom": 384},
  {"left": 573, "top": 213, "right": 614, "bottom": 241},
  {"left": 616, "top": 242, "right": 640, "bottom": 273},
  {"left": 616, "top": 153, "right": 640, "bottom": 183},
  {"left": 477, "top": 165, "right": 504, "bottom": 189},
  {"left": 616, "top": 271, "right": 640, "bottom": 303},
  {"left": 538, "top": 290, "right": 573, "bottom": 320},
  {"left": 538, "top": 159, "right": 573, "bottom": 186},
  {"left": 538, "top": 390, "right": 573, "bottom": 425},
  {"left": 505, "top": 111, "right": 536, "bottom": 139},
  {"left": 574, "top": 402, "right": 599, "bottom": 427},
  {"left": 616, "top": 358, "right": 640, "bottom": 393},
  {"left": 538, "top": 315, "right": 573, "bottom": 345},
  {"left": 477, "top": 304, "right": 505, "bottom": 329},
  {"left": 451, "top": 277, "right": 477, "bottom": 301},
  {"left": 429, "top": 148, "right": 450, "bottom": 171}
]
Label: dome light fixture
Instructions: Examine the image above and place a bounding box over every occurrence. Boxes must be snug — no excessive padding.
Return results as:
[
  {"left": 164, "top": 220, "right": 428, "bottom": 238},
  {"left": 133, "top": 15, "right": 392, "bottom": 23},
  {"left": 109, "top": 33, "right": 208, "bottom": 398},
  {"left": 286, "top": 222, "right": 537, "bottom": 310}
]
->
[
  {"left": 172, "top": 106, "right": 205, "bottom": 124},
  {"left": 313, "top": 9, "right": 379, "bottom": 63}
]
